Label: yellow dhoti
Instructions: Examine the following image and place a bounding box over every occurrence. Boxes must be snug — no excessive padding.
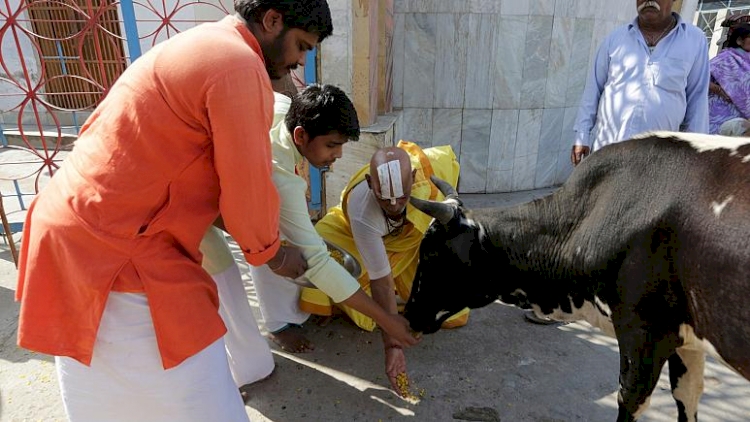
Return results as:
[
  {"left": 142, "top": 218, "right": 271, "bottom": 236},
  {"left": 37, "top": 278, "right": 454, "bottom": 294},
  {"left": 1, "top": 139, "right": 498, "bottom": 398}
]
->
[{"left": 300, "top": 141, "right": 469, "bottom": 331}]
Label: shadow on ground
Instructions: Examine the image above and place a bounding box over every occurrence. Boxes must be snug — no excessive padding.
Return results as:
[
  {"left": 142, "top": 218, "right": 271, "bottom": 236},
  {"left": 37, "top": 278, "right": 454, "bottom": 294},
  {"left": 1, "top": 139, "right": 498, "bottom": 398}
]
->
[{"left": 242, "top": 302, "right": 626, "bottom": 421}]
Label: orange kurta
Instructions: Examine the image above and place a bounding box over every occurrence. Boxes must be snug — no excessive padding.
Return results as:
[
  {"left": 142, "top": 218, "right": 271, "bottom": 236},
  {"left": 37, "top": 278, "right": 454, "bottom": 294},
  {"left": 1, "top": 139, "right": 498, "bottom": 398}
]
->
[{"left": 15, "top": 15, "right": 280, "bottom": 369}]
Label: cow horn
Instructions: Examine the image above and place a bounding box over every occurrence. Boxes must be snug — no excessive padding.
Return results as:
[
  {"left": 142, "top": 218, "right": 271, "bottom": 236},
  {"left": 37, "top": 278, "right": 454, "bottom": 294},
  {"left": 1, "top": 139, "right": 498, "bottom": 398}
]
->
[
  {"left": 410, "top": 197, "right": 455, "bottom": 225},
  {"left": 430, "top": 175, "right": 458, "bottom": 199}
]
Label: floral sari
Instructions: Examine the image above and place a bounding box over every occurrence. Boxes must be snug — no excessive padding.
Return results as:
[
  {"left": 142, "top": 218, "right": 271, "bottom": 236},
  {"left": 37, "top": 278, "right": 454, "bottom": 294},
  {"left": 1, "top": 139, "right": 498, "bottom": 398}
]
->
[{"left": 708, "top": 47, "right": 750, "bottom": 134}]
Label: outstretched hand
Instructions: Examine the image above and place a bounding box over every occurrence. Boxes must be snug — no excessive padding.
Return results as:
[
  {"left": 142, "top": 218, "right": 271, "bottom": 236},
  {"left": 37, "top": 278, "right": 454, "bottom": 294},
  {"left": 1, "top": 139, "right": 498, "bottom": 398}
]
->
[{"left": 384, "top": 346, "right": 408, "bottom": 395}]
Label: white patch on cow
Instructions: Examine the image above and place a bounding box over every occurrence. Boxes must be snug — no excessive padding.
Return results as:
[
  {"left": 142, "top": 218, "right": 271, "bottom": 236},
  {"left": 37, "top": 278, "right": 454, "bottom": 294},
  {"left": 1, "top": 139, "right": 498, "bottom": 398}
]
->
[
  {"left": 678, "top": 324, "right": 728, "bottom": 366},
  {"left": 711, "top": 196, "right": 734, "bottom": 217},
  {"left": 477, "top": 222, "right": 486, "bottom": 241},
  {"left": 633, "top": 131, "right": 750, "bottom": 155},
  {"left": 672, "top": 346, "right": 705, "bottom": 422},
  {"left": 436, "top": 310, "right": 451, "bottom": 321},
  {"left": 594, "top": 296, "right": 612, "bottom": 317},
  {"left": 531, "top": 297, "right": 615, "bottom": 337},
  {"left": 632, "top": 397, "right": 651, "bottom": 420},
  {"left": 462, "top": 215, "right": 480, "bottom": 229}
]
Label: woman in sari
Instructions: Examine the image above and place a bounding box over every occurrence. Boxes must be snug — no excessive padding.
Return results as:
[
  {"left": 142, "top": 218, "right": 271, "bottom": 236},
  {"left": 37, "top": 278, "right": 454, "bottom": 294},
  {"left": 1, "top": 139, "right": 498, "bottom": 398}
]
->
[{"left": 708, "top": 23, "right": 750, "bottom": 134}]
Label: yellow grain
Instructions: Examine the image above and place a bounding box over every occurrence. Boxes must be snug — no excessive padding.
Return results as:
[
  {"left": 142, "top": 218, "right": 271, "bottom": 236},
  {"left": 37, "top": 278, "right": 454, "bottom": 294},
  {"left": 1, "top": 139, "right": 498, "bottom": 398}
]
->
[{"left": 328, "top": 248, "right": 346, "bottom": 265}]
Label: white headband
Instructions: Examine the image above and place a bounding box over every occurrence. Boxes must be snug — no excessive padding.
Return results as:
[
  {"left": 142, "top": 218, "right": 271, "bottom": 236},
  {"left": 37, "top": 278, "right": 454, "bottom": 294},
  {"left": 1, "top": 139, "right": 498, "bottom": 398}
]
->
[{"left": 376, "top": 160, "right": 403, "bottom": 205}]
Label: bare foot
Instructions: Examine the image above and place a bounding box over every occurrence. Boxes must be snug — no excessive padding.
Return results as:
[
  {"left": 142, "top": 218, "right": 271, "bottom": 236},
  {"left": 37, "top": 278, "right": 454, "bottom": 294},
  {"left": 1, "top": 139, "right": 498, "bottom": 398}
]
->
[
  {"left": 310, "top": 314, "right": 334, "bottom": 327},
  {"left": 239, "top": 368, "right": 276, "bottom": 403},
  {"left": 268, "top": 325, "right": 314, "bottom": 353}
]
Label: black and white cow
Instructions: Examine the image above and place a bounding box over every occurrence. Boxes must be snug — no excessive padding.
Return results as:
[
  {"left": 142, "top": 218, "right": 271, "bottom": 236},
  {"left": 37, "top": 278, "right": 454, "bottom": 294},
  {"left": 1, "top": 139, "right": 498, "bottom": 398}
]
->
[{"left": 404, "top": 132, "right": 750, "bottom": 422}]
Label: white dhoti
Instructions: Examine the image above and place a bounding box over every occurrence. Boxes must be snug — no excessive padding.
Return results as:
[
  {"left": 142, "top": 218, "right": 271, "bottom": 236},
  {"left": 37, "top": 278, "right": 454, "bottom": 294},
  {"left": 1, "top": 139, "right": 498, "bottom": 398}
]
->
[
  {"left": 214, "top": 263, "right": 275, "bottom": 386},
  {"left": 56, "top": 292, "right": 249, "bottom": 422},
  {"left": 250, "top": 264, "right": 310, "bottom": 333}
]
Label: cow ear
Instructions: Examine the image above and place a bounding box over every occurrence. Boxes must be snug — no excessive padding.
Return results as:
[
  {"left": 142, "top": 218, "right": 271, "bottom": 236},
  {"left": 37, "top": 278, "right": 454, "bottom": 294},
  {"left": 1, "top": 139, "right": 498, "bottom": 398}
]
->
[
  {"left": 410, "top": 197, "right": 455, "bottom": 225},
  {"left": 429, "top": 175, "right": 458, "bottom": 199}
]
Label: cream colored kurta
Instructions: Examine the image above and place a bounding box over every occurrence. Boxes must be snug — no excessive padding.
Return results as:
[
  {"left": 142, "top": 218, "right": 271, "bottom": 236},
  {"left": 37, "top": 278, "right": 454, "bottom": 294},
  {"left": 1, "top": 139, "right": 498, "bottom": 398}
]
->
[{"left": 252, "top": 93, "right": 360, "bottom": 332}]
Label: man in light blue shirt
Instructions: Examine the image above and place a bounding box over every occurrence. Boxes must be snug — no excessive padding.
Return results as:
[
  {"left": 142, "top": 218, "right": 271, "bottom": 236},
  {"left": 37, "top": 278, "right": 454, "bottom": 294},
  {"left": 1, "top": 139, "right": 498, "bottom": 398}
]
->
[{"left": 570, "top": 0, "right": 709, "bottom": 165}]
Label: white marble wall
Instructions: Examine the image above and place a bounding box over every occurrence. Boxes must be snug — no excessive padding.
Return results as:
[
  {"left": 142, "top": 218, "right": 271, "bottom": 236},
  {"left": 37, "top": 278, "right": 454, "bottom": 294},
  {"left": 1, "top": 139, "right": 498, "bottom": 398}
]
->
[
  {"left": 385, "top": 0, "right": 636, "bottom": 193},
  {"left": 320, "top": 0, "right": 353, "bottom": 99}
]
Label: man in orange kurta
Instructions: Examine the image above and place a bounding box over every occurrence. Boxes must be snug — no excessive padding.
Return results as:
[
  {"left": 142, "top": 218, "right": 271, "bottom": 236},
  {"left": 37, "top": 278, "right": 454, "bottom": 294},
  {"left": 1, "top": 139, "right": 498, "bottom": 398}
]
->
[{"left": 15, "top": 1, "right": 334, "bottom": 421}]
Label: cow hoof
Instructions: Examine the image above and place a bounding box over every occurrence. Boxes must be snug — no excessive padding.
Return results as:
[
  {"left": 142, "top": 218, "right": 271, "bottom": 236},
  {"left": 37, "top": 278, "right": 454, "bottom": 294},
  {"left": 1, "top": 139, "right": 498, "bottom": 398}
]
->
[{"left": 523, "top": 310, "right": 561, "bottom": 325}]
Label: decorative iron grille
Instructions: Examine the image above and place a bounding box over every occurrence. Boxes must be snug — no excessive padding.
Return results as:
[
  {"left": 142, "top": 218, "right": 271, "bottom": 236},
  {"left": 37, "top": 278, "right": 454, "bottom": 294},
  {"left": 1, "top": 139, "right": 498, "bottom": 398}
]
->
[{"left": 0, "top": 0, "right": 232, "bottom": 263}]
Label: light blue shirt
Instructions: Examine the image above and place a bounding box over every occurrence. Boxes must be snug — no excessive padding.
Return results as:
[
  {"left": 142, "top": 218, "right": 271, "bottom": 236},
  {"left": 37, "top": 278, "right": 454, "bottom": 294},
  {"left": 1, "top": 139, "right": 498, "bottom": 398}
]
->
[{"left": 573, "top": 13, "right": 709, "bottom": 151}]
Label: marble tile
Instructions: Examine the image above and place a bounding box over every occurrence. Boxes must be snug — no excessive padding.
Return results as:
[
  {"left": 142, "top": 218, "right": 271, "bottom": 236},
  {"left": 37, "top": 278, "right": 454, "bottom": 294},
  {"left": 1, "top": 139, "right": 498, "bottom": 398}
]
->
[
  {"left": 565, "top": 18, "right": 594, "bottom": 107},
  {"left": 321, "top": 35, "right": 351, "bottom": 95},
  {"left": 500, "top": 0, "right": 529, "bottom": 16},
  {"left": 458, "top": 110, "right": 492, "bottom": 193},
  {"left": 330, "top": 6, "right": 350, "bottom": 37},
  {"left": 489, "top": 109, "right": 519, "bottom": 172},
  {"left": 402, "top": 0, "right": 433, "bottom": 13},
  {"left": 400, "top": 108, "right": 433, "bottom": 148},
  {"left": 493, "top": 16, "right": 527, "bottom": 110},
  {"left": 596, "top": 0, "right": 613, "bottom": 20},
  {"left": 555, "top": 147, "right": 574, "bottom": 185},
  {"left": 561, "top": 106, "right": 579, "bottom": 152},
  {"left": 515, "top": 109, "right": 542, "bottom": 158},
  {"left": 539, "top": 107, "right": 564, "bottom": 154},
  {"left": 403, "top": 13, "right": 436, "bottom": 108},
  {"left": 618, "top": 1, "right": 637, "bottom": 22},
  {"left": 530, "top": 0, "right": 556, "bottom": 16},
  {"left": 327, "top": 0, "right": 349, "bottom": 12},
  {"left": 433, "top": 0, "right": 471, "bottom": 13},
  {"left": 544, "top": 16, "right": 574, "bottom": 108},
  {"left": 470, "top": 0, "right": 498, "bottom": 13},
  {"left": 554, "top": 0, "right": 576, "bottom": 18},
  {"left": 487, "top": 169, "right": 513, "bottom": 193},
  {"left": 536, "top": 108, "right": 564, "bottom": 187},
  {"left": 464, "top": 14, "right": 495, "bottom": 109},
  {"left": 520, "top": 16, "right": 553, "bottom": 109},
  {"left": 392, "top": 13, "right": 406, "bottom": 108},
  {"left": 434, "top": 14, "right": 468, "bottom": 108},
  {"left": 394, "top": 110, "right": 405, "bottom": 144},
  {"left": 432, "top": 109, "right": 464, "bottom": 155},
  {"left": 576, "top": 0, "right": 598, "bottom": 19},
  {"left": 511, "top": 153, "right": 537, "bottom": 191}
]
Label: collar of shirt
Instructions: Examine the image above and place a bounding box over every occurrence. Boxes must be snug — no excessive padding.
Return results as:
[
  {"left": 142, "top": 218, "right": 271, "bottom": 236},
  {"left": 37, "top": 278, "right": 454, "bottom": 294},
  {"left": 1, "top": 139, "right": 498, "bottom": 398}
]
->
[
  {"left": 270, "top": 97, "right": 305, "bottom": 172},
  {"left": 628, "top": 12, "right": 687, "bottom": 36},
  {"left": 225, "top": 14, "right": 265, "bottom": 62}
]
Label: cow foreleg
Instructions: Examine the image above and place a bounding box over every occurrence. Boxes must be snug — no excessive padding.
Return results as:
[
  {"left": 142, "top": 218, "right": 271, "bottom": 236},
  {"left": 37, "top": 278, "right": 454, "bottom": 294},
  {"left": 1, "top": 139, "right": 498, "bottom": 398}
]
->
[
  {"left": 668, "top": 347, "right": 705, "bottom": 422},
  {"left": 616, "top": 335, "right": 674, "bottom": 422}
]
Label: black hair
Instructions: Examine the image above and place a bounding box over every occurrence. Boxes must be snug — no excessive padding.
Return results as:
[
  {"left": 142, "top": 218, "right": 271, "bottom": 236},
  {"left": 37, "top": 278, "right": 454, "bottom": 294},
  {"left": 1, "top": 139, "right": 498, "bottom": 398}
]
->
[
  {"left": 727, "top": 23, "right": 750, "bottom": 49},
  {"left": 234, "top": 0, "right": 333, "bottom": 42},
  {"left": 285, "top": 84, "right": 360, "bottom": 141}
]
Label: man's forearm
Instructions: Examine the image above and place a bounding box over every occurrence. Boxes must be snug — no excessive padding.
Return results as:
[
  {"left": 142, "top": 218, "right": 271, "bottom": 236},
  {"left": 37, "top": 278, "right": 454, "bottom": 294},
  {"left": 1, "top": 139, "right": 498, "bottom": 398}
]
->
[
  {"left": 340, "top": 289, "right": 391, "bottom": 326},
  {"left": 370, "top": 274, "right": 398, "bottom": 344}
]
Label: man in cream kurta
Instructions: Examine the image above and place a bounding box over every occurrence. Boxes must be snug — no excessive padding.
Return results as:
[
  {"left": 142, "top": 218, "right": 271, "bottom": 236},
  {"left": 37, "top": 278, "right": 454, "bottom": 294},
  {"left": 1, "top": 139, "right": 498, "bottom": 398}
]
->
[{"left": 251, "top": 92, "right": 361, "bottom": 345}]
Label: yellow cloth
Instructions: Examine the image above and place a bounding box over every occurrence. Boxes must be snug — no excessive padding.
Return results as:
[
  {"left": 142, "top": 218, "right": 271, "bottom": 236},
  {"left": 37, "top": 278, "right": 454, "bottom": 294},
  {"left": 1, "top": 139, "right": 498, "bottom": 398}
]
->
[{"left": 301, "top": 141, "right": 469, "bottom": 331}]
